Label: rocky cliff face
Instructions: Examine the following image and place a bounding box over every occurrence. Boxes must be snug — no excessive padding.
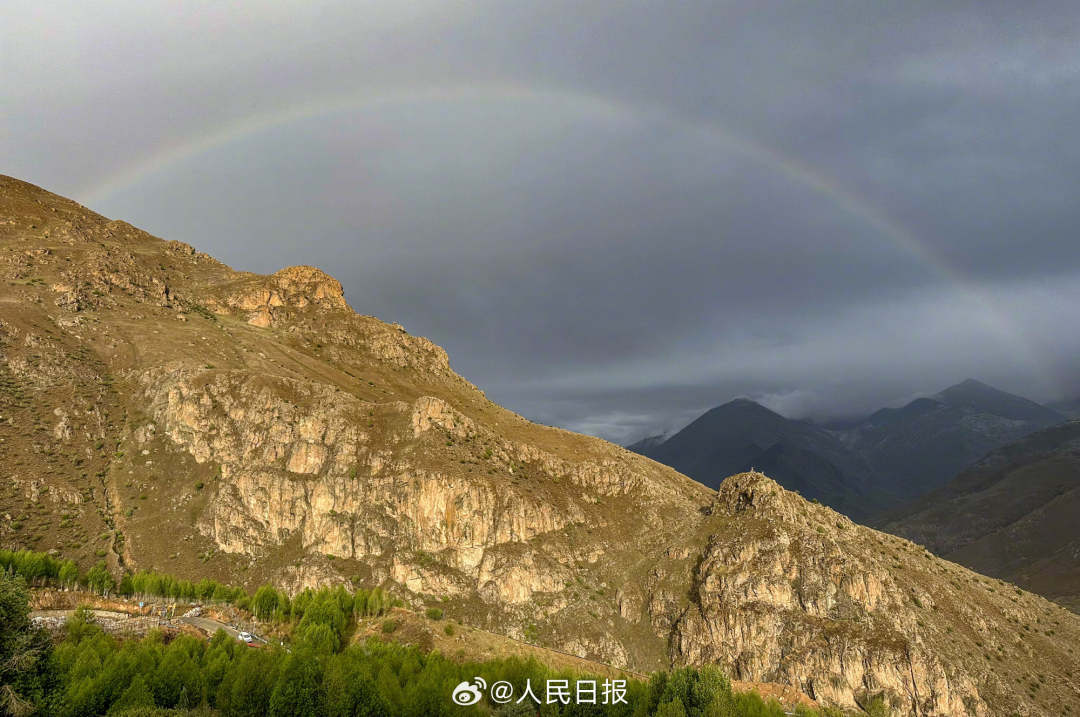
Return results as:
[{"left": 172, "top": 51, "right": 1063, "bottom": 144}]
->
[
  {"left": 673, "top": 475, "right": 978, "bottom": 713},
  {"left": 2, "top": 175, "right": 1080, "bottom": 714}
]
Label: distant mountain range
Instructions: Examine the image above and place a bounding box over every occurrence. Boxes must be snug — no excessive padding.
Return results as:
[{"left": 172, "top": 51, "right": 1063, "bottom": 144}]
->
[
  {"left": 629, "top": 379, "right": 1066, "bottom": 521},
  {"left": 629, "top": 398, "right": 881, "bottom": 519},
  {"left": 885, "top": 421, "right": 1080, "bottom": 612}
]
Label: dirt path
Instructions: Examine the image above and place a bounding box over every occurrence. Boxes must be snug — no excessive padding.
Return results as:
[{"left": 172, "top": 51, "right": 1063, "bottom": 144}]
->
[
  {"left": 31, "top": 609, "right": 129, "bottom": 620},
  {"left": 30, "top": 603, "right": 255, "bottom": 640}
]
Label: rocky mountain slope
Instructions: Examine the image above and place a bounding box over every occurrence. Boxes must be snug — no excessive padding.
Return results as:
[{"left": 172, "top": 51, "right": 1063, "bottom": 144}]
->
[
  {"left": 885, "top": 421, "right": 1080, "bottom": 613},
  {"left": 3, "top": 175, "right": 1080, "bottom": 714}
]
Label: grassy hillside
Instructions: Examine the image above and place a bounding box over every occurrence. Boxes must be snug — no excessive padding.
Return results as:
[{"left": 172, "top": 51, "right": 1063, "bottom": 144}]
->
[{"left": 886, "top": 421, "right": 1080, "bottom": 612}]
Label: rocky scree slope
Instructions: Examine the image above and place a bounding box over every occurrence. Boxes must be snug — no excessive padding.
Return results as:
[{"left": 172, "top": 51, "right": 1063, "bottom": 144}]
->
[{"left": 2, "top": 176, "right": 1079, "bottom": 715}]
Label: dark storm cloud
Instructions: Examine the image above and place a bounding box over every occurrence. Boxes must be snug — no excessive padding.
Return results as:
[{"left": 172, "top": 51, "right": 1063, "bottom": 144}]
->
[{"left": 5, "top": 0, "right": 1080, "bottom": 442}]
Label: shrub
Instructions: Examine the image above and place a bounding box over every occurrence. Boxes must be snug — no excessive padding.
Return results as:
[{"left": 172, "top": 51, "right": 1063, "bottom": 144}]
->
[
  {"left": 381, "top": 619, "right": 399, "bottom": 634},
  {"left": 424, "top": 607, "right": 443, "bottom": 621}
]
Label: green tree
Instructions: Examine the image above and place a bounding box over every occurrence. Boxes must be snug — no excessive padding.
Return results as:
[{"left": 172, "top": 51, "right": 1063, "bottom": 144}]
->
[
  {"left": 320, "top": 655, "right": 391, "bottom": 717},
  {"left": 64, "top": 606, "right": 101, "bottom": 645},
  {"left": 656, "top": 700, "right": 689, "bottom": 717},
  {"left": 86, "top": 562, "right": 115, "bottom": 597},
  {"left": 297, "top": 591, "right": 346, "bottom": 634},
  {"left": 375, "top": 664, "right": 404, "bottom": 712},
  {"left": 152, "top": 639, "right": 205, "bottom": 708},
  {"left": 0, "top": 571, "right": 52, "bottom": 715},
  {"left": 290, "top": 588, "right": 314, "bottom": 620},
  {"left": 202, "top": 636, "right": 235, "bottom": 702},
  {"left": 107, "top": 674, "right": 155, "bottom": 715},
  {"left": 647, "top": 665, "right": 734, "bottom": 717},
  {"left": 58, "top": 560, "right": 80, "bottom": 590},
  {"left": 297, "top": 623, "right": 339, "bottom": 654},
  {"left": 252, "top": 585, "right": 279, "bottom": 621},
  {"left": 268, "top": 651, "right": 322, "bottom": 717},
  {"left": 218, "top": 649, "right": 277, "bottom": 717},
  {"left": 195, "top": 578, "right": 218, "bottom": 602}
]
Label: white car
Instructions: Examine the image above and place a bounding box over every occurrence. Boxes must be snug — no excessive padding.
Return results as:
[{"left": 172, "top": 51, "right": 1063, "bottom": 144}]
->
[{"left": 237, "top": 631, "right": 253, "bottom": 642}]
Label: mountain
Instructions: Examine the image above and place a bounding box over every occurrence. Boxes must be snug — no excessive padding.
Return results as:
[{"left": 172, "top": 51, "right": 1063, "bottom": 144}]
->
[
  {"left": 632, "top": 399, "right": 882, "bottom": 519},
  {"left": 1050, "top": 397, "right": 1080, "bottom": 419},
  {"left": 3, "top": 175, "right": 1080, "bottom": 713},
  {"left": 625, "top": 434, "right": 667, "bottom": 454},
  {"left": 937, "top": 378, "right": 1065, "bottom": 423},
  {"left": 636, "top": 381, "right": 1066, "bottom": 522},
  {"left": 885, "top": 421, "right": 1080, "bottom": 612},
  {"left": 842, "top": 379, "right": 1065, "bottom": 506}
]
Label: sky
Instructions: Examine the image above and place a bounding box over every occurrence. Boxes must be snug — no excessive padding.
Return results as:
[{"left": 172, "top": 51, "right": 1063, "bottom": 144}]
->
[{"left": 4, "top": 1, "right": 1080, "bottom": 443}]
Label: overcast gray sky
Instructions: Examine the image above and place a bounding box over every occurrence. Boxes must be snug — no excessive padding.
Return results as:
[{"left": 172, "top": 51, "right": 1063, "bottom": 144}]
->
[{"left": 4, "top": 1, "right": 1079, "bottom": 442}]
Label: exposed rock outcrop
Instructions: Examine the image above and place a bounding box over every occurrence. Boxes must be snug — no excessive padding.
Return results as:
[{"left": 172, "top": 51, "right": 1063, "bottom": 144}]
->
[
  {"left": 674, "top": 473, "right": 985, "bottom": 714},
  {"left": 222, "top": 264, "right": 350, "bottom": 327}
]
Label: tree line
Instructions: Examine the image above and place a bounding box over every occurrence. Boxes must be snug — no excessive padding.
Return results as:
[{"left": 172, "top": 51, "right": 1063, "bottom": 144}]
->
[
  {"left": 0, "top": 549, "right": 395, "bottom": 629},
  {"left": 1, "top": 550, "right": 842, "bottom": 716}
]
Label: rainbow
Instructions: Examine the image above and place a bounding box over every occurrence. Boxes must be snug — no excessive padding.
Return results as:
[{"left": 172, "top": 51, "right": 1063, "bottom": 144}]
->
[{"left": 74, "top": 82, "right": 1048, "bottom": 384}]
